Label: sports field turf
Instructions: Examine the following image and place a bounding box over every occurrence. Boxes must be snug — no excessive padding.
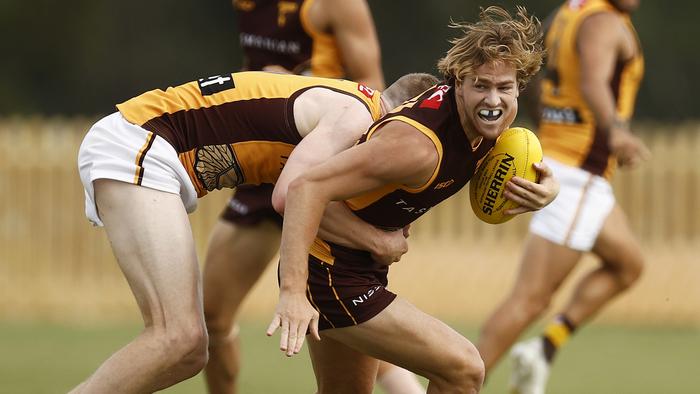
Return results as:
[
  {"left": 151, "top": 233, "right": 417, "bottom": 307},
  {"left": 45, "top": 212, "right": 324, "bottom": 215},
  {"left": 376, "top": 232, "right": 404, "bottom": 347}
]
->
[{"left": 1, "top": 321, "right": 697, "bottom": 393}]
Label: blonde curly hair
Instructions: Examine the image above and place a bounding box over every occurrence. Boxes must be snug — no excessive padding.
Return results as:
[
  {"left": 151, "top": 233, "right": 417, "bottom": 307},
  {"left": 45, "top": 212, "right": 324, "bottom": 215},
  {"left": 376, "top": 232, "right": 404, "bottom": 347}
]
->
[{"left": 437, "top": 6, "right": 544, "bottom": 88}]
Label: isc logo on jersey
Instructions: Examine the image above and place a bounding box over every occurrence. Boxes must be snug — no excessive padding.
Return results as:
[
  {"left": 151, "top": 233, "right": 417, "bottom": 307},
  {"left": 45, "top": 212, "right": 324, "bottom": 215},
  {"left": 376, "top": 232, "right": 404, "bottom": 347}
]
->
[{"left": 469, "top": 127, "right": 543, "bottom": 224}]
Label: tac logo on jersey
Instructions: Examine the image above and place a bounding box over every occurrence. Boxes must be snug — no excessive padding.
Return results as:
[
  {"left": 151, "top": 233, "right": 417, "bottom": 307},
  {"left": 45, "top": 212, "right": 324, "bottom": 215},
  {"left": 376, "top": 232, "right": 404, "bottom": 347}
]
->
[
  {"left": 198, "top": 75, "right": 235, "bottom": 96},
  {"left": 357, "top": 84, "right": 375, "bottom": 99},
  {"left": 419, "top": 85, "right": 451, "bottom": 109}
]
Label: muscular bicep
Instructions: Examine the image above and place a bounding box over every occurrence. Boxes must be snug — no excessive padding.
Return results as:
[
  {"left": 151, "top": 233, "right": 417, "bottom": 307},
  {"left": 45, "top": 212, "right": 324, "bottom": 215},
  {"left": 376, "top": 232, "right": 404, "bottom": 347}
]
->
[
  {"left": 327, "top": 0, "right": 384, "bottom": 89},
  {"left": 273, "top": 97, "right": 373, "bottom": 211},
  {"left": 577, "top": 12, "right": 621, "bottom": 127},
  {"left": 297, "top": 121, "right": 439, "bottom": 203},
  {"left": 578, "top": 13, "right": 620, "bottom": 90}
]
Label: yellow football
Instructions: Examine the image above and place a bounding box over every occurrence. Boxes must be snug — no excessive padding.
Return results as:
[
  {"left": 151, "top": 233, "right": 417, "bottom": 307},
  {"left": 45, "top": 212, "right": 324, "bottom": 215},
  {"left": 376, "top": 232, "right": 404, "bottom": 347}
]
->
[{"left": 469, "top": 127, "right": 543, "bottom": 224}]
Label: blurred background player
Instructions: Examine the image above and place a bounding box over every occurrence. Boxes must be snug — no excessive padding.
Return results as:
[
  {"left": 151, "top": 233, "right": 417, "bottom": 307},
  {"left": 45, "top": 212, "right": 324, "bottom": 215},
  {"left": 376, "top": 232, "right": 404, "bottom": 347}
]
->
[
  {"left": 477, "top": 1, "right": 650, "bottom": 393},
  {"left": 202, "top": 1, "right": 424, "bottom": 393}
]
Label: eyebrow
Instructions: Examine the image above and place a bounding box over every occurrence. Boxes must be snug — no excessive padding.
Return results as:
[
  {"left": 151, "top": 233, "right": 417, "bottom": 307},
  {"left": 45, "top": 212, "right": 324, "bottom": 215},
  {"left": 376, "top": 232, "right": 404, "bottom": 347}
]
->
[{"left": 473, "top": 76, "right": 516, "bottom": 86}]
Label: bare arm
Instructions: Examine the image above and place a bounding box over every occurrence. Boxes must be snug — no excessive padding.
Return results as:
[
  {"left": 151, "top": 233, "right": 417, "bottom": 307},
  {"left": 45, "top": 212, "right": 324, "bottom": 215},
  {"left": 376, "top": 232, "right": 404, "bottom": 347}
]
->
[
  {"left": 272, "top": 92, "right": 407, "bottom": 263},
  {"left": 324, "top": 0, "right": 385, "bottom": 89},
  {"left": 266, "top": 121, "right": 438, "bottom": 356},
  {"left": 317, "top": 202, "right": 408, "bottom": 265},
  {"left": 578, "top": 12, "right": 649, "bottom": 168}
]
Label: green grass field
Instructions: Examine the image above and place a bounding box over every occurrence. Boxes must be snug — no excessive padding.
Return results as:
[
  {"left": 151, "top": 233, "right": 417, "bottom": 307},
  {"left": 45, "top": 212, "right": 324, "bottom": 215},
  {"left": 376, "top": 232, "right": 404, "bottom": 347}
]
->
[{"left": 1, "top": 321, "right": 698, "bottom": 393}]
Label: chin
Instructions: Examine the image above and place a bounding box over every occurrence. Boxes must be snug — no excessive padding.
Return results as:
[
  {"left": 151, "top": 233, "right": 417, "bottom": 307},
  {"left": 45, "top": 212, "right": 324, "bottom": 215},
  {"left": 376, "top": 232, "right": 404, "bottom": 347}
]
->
[{"left": 478, "top": 125, "right": 505, "bottom": 140}]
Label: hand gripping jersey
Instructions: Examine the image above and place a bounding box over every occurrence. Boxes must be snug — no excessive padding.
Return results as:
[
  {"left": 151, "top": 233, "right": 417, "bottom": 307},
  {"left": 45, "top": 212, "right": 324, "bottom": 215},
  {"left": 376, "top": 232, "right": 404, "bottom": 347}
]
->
[
  {"left": 310, "top": 83, "right": 494, "bottom": 264},
  {"left": 538, "top": 0, "right": 644, "bottom": 179},
  {"left": 117, "top": 71, "right": 382, "bottom": 197},
  {"left": 235, "top": 0, "right": 344, "bottom": 77}
]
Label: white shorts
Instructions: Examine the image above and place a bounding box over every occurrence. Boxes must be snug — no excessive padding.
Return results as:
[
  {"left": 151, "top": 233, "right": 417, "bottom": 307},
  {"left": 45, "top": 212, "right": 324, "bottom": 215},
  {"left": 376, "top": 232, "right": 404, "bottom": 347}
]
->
[
  {"left": 77, "top": 112, "right": 198, "bottom": 226},
  {"left": 529, "top": 157, "right": 615, "bottom": 251}
]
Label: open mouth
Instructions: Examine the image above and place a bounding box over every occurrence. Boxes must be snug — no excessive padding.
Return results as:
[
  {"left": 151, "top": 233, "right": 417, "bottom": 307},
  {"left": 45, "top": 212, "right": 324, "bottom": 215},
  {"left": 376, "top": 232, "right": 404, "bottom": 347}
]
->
[{"left": 478, "top": 109, "right": 502, "bottom": 122}]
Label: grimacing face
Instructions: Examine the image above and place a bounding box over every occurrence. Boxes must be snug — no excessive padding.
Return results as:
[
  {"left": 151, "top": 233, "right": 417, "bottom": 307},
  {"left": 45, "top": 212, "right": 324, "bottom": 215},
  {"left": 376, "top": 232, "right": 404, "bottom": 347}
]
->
[{"left": 455, "top": 61, "right": 519, "bottom": 142}]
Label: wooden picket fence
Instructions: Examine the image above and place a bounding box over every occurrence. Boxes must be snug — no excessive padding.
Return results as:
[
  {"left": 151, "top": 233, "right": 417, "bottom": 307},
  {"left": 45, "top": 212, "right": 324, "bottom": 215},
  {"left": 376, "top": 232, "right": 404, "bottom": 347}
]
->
[{"left": 0, "top": 117, "right": 698, "bottom": 325}]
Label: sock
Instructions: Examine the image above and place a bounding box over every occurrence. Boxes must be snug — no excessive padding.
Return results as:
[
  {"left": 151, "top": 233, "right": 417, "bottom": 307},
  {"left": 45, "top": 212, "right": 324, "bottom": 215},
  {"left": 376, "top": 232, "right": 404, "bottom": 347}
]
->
[{"left": 541, "top": 314, "right": 577, "bottom": 363}]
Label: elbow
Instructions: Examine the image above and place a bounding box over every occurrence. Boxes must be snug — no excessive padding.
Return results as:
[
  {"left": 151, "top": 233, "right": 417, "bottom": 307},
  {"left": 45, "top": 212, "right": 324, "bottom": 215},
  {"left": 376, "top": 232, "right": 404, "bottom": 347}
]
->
[
  {"left": 272, "top": 176, "right": 309, "bottom": 214},
  {"left": 271, "top": 185, "right": 287, "bottom": 215}
]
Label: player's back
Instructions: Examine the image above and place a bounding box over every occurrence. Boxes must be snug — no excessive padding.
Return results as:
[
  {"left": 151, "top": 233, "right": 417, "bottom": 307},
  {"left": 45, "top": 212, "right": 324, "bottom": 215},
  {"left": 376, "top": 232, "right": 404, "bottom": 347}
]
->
[
  {"left": 236, "top": 0, "right": 343, "bottom": 77},
  {"left": 538, "top": 0, "right": 644, "bottom": 178},
  {"left": 117, "top": 71, "right": 380, "bottom": 196}
]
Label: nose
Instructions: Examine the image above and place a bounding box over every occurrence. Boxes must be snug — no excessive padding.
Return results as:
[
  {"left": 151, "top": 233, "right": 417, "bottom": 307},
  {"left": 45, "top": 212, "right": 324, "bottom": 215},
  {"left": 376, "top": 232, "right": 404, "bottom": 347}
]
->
[{"left": 484, "top": 88, "right": 500, "bottom": 106}]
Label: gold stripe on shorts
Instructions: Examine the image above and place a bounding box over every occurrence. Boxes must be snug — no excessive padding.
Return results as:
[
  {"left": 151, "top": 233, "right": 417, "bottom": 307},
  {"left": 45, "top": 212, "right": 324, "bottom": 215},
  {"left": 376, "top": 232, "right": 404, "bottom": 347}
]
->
[
  {"left": 133, "top": 132, "right": 156, "bottom": 185},
  {"left": 563, "top": 175, "right": 594, "bottom": 247},
  {"left": 307, "top": 284, "right": 334, "bottom": 328},
  {"left": 326, "top": 267, "right": 357, "bottom": 325}
]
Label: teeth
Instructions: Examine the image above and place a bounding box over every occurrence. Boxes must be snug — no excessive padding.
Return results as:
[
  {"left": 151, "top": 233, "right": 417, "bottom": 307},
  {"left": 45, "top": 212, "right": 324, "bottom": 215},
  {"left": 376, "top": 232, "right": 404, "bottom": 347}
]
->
[{"left": 479, "top": 109, "right": 502, "bottom": 118}]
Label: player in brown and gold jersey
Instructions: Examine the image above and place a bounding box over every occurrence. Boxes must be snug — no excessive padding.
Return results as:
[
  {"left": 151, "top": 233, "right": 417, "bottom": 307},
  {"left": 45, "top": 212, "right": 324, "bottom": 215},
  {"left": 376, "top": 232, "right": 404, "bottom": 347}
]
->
[
  {"left": 477, "top": 1, "right": 650, "bottom": 393},
  {"left": 203, "top": 1, "right": 424, "bottom": 393},
  {"left": 266, "top": 7, "right": 559, "bottom": 393},
  {"left": 73, "top": 70, "right": 435, "bottom": 394}
]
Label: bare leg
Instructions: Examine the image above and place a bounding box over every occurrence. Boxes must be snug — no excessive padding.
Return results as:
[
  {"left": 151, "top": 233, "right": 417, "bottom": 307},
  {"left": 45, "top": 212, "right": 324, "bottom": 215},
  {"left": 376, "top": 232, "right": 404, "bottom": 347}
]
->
[
  {"left": 309, "top": 335, "right": 380, "bottom": 394},
  {"left": 560, "top": 204, "right": 644, "bottom": 326},
  {"left": 70, "top": 180, "right": 208, "bottom": 393},
  {"left": 203, "top": 219, "right": 281, "bottom": 394},
  {"left": 477, "top": 233, "right": 581, "bottom": 373},
  {"left": 376, "top": 361, "right": 425, "bottom": 394},
  {"left": 320, "top": 297, "right": 484, "bottom": 394}
]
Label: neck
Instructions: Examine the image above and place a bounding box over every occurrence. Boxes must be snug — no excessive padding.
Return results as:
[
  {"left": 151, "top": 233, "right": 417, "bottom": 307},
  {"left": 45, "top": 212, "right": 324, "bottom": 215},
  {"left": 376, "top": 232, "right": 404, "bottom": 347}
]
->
[{"left": 379, "top": 96, "right": 391, "bottom": 117}]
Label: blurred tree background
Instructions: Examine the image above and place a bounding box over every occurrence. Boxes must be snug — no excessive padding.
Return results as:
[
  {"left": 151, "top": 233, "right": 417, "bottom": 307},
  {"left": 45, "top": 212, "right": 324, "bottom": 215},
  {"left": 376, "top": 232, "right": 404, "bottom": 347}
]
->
[{"left": 0, "top": 0, "right": 696, "bottom": 120}]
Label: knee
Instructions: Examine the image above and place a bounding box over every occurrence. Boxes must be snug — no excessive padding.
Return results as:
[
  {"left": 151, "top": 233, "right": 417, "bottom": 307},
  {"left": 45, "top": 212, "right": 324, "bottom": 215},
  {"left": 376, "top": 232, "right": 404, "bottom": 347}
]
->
[
  {"left": 157, "top": 320, "right": 209, "bottom": 375},
  {"left": 617, "top": 253, "right": 644, "bottom": 289},
  {"left": 513, "top": 291, "right": 552, "bottom": 321},
  {"left": 436, "top": 341, "right": 485, "bottom": 392}
]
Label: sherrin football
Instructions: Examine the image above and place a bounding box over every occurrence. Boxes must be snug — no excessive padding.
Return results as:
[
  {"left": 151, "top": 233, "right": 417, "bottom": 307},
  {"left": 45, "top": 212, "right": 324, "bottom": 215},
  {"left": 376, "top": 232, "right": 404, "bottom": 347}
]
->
[{"left": 469, "top": 127, "right": 543, "bottom": 224}]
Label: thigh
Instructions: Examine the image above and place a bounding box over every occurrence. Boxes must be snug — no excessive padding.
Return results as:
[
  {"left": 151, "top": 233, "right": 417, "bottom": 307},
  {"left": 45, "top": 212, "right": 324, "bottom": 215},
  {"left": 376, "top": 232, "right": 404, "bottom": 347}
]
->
[
  {"left": 203, "top": 219, "right": 281, "bottom": 321},
  {"left": 592, "top": 203, "right": 643, "bottom": 268},
  {"left": 95, "top": 179, "right": 203, "bottom": 326},
  {"left": 308, "top": 335, "right": 379, "bottom": 394},
  {"left": 509, "top": 233, "right": 583, "bottom": 299},
  {"left": 322, "top": 297, "right": 476, "bottom": 381}
]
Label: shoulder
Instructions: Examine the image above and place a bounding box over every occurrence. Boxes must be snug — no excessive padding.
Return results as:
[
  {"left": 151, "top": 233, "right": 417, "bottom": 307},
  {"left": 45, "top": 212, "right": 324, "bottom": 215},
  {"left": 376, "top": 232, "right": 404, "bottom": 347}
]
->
[
  {"left": 579, "top": 9, "right": 624, "bottom": 34},
  {"left": 317, "top": 0, "right": 372, "bottom": 23}
]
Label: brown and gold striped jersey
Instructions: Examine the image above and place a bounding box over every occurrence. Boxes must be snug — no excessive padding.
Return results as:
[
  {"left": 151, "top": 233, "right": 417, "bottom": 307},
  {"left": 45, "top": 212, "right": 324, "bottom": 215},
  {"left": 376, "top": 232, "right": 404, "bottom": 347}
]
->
[
  {"left": 235, "top": 0, "right": 344, "bottom": 77},
  {"left": 538, "top": 0, "right": 644, "bottom": 179},
  {"left": 117, "top": 71, "right": 382, "bottom": 197},
  {"left": 310, "top": 83, "right": 494, "bottom": 264}
]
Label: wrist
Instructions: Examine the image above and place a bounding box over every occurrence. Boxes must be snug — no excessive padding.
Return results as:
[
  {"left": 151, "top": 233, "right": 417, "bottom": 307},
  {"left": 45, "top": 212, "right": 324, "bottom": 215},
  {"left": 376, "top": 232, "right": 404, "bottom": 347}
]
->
[{"left": 280, "top": 282, "right": 307, "bottom": 294}]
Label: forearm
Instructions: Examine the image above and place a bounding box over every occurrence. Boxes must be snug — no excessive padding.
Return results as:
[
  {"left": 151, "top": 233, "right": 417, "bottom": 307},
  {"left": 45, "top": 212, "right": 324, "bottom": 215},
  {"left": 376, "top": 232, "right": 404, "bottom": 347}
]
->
[
  {"left": 278, "top": 180, "right": 327, "bottom": 293},
  {"left": 580, "top": 80, "right": 619, "bottom": 138},
  {"left": 317, "top": 201, "right": 382, "bottom": 253}
]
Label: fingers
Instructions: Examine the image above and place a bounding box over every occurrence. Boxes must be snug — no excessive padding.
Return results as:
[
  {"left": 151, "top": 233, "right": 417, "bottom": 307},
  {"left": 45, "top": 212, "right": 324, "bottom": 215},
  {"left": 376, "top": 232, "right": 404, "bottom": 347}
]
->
[
  {"left": 402, "top": 224, "right": 411, "bottom": 238},
  {"left": 310, "top": 315, "right": 321, "bottom": 341},
  {"left": 503, "top": 186, "right": 537, "bottom": 212},
  {"left": 533, "top": 161, "right": 552, "bottom": 179},
  {"left": 280, "top": 320, "right": 291, "bottom": 353},
  {"left": 266, "top": 315, "right": 281, "bottom": 337},
  {"left": 287, "top": 324, "right": 301, "bottom": 357},
  {"left": 504, "top": 178, "right": 550, "bottom": 211}
]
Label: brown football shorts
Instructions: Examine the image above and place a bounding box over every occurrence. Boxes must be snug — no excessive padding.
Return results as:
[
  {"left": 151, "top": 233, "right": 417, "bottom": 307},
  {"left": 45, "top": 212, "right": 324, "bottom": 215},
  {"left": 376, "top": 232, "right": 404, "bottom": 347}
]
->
[
  {"left": 305, "top": 243, "right": 397, "bottom": 331},
  {"left": 220, "top": 184, "right": 283, "bottom": 227}
]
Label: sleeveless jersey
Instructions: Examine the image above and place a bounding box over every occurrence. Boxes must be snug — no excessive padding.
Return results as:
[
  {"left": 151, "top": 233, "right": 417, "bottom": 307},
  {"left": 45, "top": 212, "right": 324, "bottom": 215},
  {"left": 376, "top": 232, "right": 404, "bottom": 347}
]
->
[
  {"left": 310, "top": 83, "right": 494, "bottom": 264},
  {"left": 235, "top": 0, "right": 344, "bottom": 77},
  {"left": 538, "top": 0, "right": 644, "bottom": 179},
  {"left": 117, "top": 71, "right": 382, "bottom": 197}
]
